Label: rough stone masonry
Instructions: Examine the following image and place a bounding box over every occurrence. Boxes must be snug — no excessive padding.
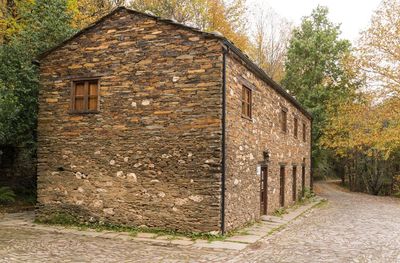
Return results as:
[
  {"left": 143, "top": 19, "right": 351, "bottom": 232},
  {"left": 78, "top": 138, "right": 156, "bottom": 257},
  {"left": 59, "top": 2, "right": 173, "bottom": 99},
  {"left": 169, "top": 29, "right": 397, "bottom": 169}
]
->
[{"left": 36, "top": 7, "right": 311, "bottom": 234}]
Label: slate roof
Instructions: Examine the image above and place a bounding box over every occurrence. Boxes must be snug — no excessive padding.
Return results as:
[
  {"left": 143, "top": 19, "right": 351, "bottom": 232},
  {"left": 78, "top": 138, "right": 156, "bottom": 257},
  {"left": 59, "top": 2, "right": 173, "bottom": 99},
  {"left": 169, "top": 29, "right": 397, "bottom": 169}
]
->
[{"left": 36, "top": 6, "right": 312, "bottom": 119}]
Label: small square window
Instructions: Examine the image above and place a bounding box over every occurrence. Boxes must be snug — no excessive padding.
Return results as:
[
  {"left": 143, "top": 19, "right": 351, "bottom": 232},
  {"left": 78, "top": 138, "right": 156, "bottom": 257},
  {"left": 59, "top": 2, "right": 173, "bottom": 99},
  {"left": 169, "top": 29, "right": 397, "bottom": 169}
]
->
[
  {"left": 241, "top": 85, "right": 252, "bottom": 119},
  {"left": 281, "top": 108, "right": 287, "bottom": 133},
  {"left": 71, "top": 79, "right": 99, "bottom": 113}
]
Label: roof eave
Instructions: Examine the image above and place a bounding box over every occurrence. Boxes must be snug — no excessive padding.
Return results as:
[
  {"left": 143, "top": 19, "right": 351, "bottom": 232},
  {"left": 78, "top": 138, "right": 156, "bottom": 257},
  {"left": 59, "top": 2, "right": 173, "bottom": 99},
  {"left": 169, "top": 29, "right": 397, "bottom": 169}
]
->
[
  {"left": 222, "top": 40, "right": 313, "bottom": 120},
  {"left": 34, "top": 6, "right": 312, "bottom": 120}
]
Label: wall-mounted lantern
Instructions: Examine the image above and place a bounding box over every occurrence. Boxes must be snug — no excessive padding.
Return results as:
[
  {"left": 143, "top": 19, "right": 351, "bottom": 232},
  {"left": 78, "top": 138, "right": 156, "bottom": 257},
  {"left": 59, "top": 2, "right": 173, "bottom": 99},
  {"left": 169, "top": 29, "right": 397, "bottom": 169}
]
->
[{"left": 263, "top": 150, "right": 270, "bottom": 162}]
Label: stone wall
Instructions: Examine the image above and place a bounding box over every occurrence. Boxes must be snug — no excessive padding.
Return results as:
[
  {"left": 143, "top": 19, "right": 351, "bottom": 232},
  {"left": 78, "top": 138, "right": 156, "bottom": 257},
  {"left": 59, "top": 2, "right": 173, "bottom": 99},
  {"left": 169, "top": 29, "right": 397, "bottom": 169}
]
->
[
  {"left": 37, "top": 9, "right": 223, "bottom": 233},
  {"left": 224, "top": 52, "right": 312, "bottom": 231}
]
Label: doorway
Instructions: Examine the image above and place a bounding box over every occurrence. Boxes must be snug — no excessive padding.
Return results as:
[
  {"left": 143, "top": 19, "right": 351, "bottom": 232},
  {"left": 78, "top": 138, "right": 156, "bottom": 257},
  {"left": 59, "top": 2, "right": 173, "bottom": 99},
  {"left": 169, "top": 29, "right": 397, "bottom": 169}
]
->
[
  {"left": 280, "top": 165, "right": 285, "bottom": 207},
  {"left": 260, "top": 165, "right": 268, "bottom": 215},
  {"left": 302, "top": 164, "right": 306, "bottom": 197},
  {"left": 292, "top": 165, "right": 297, "bottom": 201}
]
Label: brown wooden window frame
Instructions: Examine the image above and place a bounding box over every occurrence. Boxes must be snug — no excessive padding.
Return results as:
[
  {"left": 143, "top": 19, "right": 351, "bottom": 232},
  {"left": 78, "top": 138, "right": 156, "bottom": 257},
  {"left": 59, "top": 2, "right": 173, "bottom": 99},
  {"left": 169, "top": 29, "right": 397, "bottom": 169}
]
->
[
  {"left": 294, "top": 117, "right": 298, "bottom": 138},
  {"left": 70, "top": 78, "right": 100, "bottom": 114},
  {"left": 303, "top": 122, "right": 307, "bottom": 142},
  {"left": 241, "top": 85, "right": 252, "bottom": 119},
  {"left": 281, "top": 108, "right": 288, "bottom": 133}
]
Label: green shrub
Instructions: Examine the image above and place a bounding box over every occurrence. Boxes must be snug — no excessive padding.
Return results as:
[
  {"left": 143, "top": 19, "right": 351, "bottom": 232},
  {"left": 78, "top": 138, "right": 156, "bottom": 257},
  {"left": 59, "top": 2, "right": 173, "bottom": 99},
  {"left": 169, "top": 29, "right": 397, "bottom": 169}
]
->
[
  {"left": 303, "top": 187, "right": 315, "bottom": 199},
  {"left": 273, "top": 207, "right": 288, "bottom": 217},
  {"left": 0, "top": 186, "right": 16, "bottom": 204},
  {"left": 40, "top": 212, "right": 79, "bottom": 225}
]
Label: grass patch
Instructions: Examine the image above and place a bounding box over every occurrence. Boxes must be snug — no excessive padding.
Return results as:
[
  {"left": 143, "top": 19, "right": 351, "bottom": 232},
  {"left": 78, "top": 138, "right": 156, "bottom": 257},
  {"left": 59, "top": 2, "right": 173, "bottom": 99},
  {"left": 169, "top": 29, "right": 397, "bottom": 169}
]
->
[
  {"left": 272, "top": 188, "right": 318, "bottom": 217},
  {"left": 267, "top": 225, "right": 285, "bottom": 235},
  {"left": 393, "top": 192, "right": 400, "bottom": 198},
  {"left": 129, "top": 231, "right": 138, "bottom": 237},
  {"left": 272, "top": 207, "right": 288, "bottom": 217},
  {"left": 313, "top": 198, "right": 328, "bottom": 208},
  {"left": 234, "top": 229, "right": 250, "bottom": 236}
]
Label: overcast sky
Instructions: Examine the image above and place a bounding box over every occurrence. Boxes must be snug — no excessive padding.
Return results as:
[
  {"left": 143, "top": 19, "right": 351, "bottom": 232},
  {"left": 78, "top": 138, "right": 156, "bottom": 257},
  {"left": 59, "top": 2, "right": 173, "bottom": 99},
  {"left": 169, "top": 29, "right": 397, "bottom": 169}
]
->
[{"left": 247, "top": 0, "right": 382, "bottom": 42}]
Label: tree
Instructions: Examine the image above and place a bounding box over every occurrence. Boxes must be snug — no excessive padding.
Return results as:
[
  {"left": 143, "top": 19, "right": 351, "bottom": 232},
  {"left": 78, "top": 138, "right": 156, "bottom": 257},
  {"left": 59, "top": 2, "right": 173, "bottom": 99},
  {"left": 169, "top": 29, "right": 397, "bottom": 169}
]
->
[
  {"left": 249, "top": 7, "right": 292, "bottom": 83},
  {"left": 320, "top": 1, "right": 400, "bottom": 194},
  {"left": 357, "top": 0, "right": 400, "bottom": 97},
  {"left": 68, "top": 0, "right": 126, "bottom": 29},
  {"left": 321, "top": 93, "right": 400, "bottom": 194},
  {"left": 0, "top": 0, "right": 33, "bottom": 43},
  {"left": 0, "top": 0, "right": 75, "bottom": 146},
  {"left": 129, "top": 0, "right": 249, "bottom": 51},
  {"left": 282, "top": 6, "right": 355, "bottom": 177}
]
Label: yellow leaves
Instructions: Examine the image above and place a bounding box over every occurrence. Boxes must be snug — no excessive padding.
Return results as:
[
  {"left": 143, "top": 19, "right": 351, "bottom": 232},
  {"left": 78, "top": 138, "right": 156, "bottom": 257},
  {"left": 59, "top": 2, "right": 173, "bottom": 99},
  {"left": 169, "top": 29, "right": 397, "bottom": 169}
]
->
[
  {"left": 322, "top": 94, "right": 400, "bottom": 160},
  {"left": 357, "top": 0, "right": 400, "bottom": 97},
  {"left": 129, "top": 0, "right": 250, "bottom": 52},
  {"left": 247, "top": 8, "right": 291, "bottom": 83},
  {"left": 323, "top": 0, "right": 400, "bottom": 160},
  {"left": 68, "top": 0, "right": 117, "bottom": 29},
  {"left": 0, "top": 0, "right": 34, "bottom": 43},
  {"left": 204, "top": 0, "right": 248, "bottom": 52}
]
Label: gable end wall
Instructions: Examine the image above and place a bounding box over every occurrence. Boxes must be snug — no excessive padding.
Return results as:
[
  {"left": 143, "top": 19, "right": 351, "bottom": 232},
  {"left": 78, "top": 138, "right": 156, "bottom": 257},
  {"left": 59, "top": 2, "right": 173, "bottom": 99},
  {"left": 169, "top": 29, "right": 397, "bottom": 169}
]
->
[{"left": 37, "top": 9, "right": 223, "bottom": 233}]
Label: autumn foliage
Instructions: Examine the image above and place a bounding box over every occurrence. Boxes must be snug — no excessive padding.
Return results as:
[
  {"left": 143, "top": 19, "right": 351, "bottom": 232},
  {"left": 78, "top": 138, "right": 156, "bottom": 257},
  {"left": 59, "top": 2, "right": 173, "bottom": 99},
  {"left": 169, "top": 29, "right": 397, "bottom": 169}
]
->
[{"left": 321, "top": 0, "right": 400, "bottom": 194}]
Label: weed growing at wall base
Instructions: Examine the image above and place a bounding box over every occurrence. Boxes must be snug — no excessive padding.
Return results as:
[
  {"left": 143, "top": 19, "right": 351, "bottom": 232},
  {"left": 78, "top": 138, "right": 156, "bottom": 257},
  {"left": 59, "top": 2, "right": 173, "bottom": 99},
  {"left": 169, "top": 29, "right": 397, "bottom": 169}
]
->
[{"left": 35, "top": 212, "right": 226, "bottom": 242}]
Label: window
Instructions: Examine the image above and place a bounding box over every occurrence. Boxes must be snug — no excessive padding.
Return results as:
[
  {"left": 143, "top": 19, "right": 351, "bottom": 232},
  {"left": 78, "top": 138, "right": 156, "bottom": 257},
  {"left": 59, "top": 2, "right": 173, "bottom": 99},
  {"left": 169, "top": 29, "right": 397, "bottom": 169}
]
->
[
  {"left": 294, "top": 117, "right": 298, "bottom": 138},
  {"left": 241, "top": 85, "right": 252, "bottom": 119},
  {"left": 281, "top": 108, "right": 287, "bottom": 133},
  {"left": 303, "top": 123, "right": 307, "bottom": 142},
  {"left": 71, "top": 79, "right": 99, "bottom": 113}
]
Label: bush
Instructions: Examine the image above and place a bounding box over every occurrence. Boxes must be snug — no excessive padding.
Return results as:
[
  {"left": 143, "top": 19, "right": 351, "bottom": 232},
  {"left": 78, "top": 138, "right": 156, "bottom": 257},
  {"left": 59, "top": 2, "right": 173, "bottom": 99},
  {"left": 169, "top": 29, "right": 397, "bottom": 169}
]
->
[
  {"left": 0, "top": 186, "right": 16, "bottom": 204},
  {"left": 42, "top": 212, "right": 79, "bottom": 225},
  {"left": 273, "top": 207, "right": 288, "bottom": 217},
  {"left": 303, "top": 187, "right": 315, "bottom": 199}
]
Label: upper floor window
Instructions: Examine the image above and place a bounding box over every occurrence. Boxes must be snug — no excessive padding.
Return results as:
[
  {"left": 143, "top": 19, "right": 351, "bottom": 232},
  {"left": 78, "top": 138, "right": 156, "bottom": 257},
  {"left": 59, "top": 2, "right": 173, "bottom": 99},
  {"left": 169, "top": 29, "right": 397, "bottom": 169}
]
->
[
  {"left": 71, "top": 79, "right": 99, "bottom": 113},
  {"left": 303, "top": 123, "right": 307, "bottom": 142},
  {"left": 281, "top": 108, "right": 287, "bottom": 133},
  {"left": 294, "top": 117, "right": 298, "bottom": 138},
  {"left": 241, "top": 85, "right": 252, "bottom": 119}
]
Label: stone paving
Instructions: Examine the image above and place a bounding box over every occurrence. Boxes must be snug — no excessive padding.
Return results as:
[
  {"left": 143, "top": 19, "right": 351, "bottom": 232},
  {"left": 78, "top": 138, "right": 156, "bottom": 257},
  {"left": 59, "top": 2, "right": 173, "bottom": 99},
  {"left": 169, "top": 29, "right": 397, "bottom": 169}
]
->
[
  {"left": 1, "top": 181, "right": 400, "bottom": 262},
  {"left": 230, "top": 182, "right": 400, "bottom": 263}
]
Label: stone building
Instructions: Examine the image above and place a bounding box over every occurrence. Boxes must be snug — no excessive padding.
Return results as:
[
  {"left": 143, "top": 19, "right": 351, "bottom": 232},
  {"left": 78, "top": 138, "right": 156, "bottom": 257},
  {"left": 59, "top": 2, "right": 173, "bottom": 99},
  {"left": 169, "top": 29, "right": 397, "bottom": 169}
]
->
[{"left": 36, "top": 7, "right": 312, "bottom": 234}]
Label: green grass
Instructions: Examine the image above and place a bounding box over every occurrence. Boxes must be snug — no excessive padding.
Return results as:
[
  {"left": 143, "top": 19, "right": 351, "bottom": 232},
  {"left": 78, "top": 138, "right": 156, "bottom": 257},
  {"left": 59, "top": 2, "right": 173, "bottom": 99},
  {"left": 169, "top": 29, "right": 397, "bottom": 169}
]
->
[
  {"left": 234, "top": 229, "right": 250, "bottom": 236},
  {"left": 267, "top": 225, "right": 286, "bottom": 235},
  {"left": 272, "top": 207, "right": 288, "bottom": 217},
  {"left": 313, "top": 198, "right": 328, "bottom": 208},
  {"left": 35, "top": 212, "right": 226, "bottom": 242}
]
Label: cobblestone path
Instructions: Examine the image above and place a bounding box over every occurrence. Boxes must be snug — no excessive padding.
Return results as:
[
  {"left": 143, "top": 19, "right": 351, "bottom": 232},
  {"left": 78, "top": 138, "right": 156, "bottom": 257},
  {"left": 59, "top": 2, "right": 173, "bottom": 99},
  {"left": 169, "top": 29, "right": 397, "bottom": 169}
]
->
[
  {"left": 1, "top": 181, "right": 400, "bottom": 262},
  {"left": 0, "top": 226, "right": 236, "bottom": 262},
  {"left": 231, "top": 181, "right": 400, "bottom": 262}
]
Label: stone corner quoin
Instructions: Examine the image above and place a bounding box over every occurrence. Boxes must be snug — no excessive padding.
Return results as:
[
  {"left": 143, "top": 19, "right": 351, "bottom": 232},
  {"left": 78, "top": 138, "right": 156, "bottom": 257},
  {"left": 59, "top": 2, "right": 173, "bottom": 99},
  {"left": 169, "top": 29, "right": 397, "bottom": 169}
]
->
[{"left": 36, "top": 7, "right": 312, "bottom": 234}]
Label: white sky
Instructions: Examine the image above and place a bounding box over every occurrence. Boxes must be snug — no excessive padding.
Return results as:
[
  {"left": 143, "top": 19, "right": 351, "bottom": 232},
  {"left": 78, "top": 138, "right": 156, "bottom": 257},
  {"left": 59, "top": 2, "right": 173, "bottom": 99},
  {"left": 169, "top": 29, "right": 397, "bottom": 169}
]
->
[{"left": 247, "top": 0, "right": 382, "bottom": 42}]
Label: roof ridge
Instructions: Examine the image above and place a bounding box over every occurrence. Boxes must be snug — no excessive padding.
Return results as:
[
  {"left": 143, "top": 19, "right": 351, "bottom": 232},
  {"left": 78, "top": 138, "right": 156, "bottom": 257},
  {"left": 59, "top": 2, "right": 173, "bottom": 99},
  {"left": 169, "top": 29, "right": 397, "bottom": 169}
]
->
[{"left": 34, "top": 6, "right": 312, "bottom": 119}]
